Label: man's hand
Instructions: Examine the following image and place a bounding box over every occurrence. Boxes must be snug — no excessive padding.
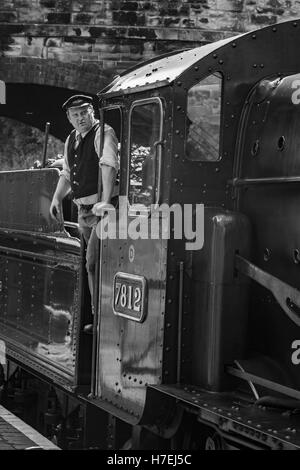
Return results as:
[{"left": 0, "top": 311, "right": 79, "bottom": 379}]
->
[
  {"left": 50, "top": 197, "right": 63, "bottom": 222},
  {"left": 92, "top": 201, "right": 114, "bottom": 217}
]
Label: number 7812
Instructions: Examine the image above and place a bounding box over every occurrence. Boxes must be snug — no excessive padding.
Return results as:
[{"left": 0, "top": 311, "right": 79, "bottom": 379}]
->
[{"left": 114, "top": 282, "right": 142, "bottom": 312}]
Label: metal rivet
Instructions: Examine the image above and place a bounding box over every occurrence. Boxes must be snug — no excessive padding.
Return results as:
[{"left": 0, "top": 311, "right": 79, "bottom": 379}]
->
[
  {"left": 294, "top": 249, "right": 300, "bottom": 264},
  {"left": 264, "top": 248, "right": 271, "bottom": 261},
  {"left": 277, "top": 135, "right": 286, "bottom": 151}
]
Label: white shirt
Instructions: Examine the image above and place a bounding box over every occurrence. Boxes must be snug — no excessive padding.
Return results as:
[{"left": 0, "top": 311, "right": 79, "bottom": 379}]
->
[{"left": 61, "top": 121, "right": 119, "bottom": 204}]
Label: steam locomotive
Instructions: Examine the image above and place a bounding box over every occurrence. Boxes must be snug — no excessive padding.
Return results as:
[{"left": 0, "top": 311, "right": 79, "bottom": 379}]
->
[{"left": 1, "top": 18, "right": 300, "bottom": 450}]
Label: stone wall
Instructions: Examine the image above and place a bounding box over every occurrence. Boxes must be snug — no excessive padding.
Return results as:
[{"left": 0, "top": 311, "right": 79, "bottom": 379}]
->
[
  {"left": 1, "top": 0, "right": 300, "bottom": 77},
  {"left": 0, "top": 0, "right": 299, "bottom": 149}
]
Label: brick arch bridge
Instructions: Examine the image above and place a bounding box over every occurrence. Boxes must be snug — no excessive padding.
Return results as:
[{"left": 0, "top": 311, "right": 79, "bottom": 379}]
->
[
  {"left": 0, "top": 0, "right": 299, "bottom": 140},
  {"left": 0, "top": 56, "right": 115, "bottom": 140}
]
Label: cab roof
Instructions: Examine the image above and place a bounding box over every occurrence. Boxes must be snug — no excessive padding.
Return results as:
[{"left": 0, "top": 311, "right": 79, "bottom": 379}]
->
[
  {"left": 99, "top": 19, "right": 300, "bottom": 98},
  {"left": 100, "top": 35, "right": 242, "bottom": 96}
]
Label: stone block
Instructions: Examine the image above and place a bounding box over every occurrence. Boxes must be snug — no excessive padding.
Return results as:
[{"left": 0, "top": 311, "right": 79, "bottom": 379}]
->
[
  {"left": 216, "top": 0, "right": 244, "bottom": 12},
  {"left": 97, "top": 50, "right": 120, "bottom": 60},
  {"left": 146, "top": 15, "right": 163, "bottom": 26},
  {"left": 0, "top": 10, "right": 18, "bottom": 21},
  {"left": 80, "top": 52, "right": 100, "bottom": 60},
  {"left": 20, "top": 43, "right": 44, "bottom": 57},
  {"left": 180, "top": 17, "right": 196, "bottom": 27},
  {"left": 120, "top": 1, "right": 139, "bottom": 11},
  {"left": 139, "top": 1, "right": 157, "bottom": 11},
  {"left": 64, "top": 39, "right": 94, "bottom": 52},
  {"left": 119, "top": 51, "right": 142, "bottom": 61},
  {"left": 47, "top": 50, "right": 81, "bottom": 62},
  {"left": 14, "top": 0, "right": 37, "bottom": 7},
  {"left": 39, "top": 0, "right": 56, "bottom": 8},
  {"left": 71, "top": 13, "right": 95, "bottom": 24},
  {"left": 44, "top": 37, "right": 62, "bottom": 47},
  {"left": 127, "top": 26, "right": 157, "bottom": 39},
  {"left": 250, "top": 13, "right": 278, "bottom": 24},
  {"left": 113, "top": 10, "right": 138, "bottom": 25},
  {"left": 18, "top": 7, "right": 45, "bottom": 22},
  {"left": 72, "top": 0, "right": 104, "bottom": 13},
  {"left": 93, "top": 42, "right": 114, "bottom": 52},
  {"left": 45, "top": 12, "right": 71, "bottom": 23},
  {"left": 1, "top": 1, "right": 14, "bottom": 9},
  {"left": 102, "top": 59, "right": 119, "bottom": 69},
  {"left": 163, "top": 16, "right": 181, "bottom": 27},
  {"left": 55, "top": 0, "right": 72, "bottom": 11},
  {"left": 4, "top": 44, "right": 22, "bottom": 56},
  {"left": 94, "top": 16, "right": 113, "bottom": 26}
]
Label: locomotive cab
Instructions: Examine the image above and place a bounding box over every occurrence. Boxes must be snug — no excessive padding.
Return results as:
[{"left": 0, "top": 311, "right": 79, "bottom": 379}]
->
[
  {"left": 3, "top": 19, "right": 300, "bottom": 450},
  {"left": 90, "top": 41, "right": 252, "bottom": 421},
  {"left": 91, "top": 19, "right": 300, "bottom": 442}
]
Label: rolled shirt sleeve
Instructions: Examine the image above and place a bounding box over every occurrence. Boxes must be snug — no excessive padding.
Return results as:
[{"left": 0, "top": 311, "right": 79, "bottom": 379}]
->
[{"left": 95, "top": 124, "right": 119, "bottom": 171}]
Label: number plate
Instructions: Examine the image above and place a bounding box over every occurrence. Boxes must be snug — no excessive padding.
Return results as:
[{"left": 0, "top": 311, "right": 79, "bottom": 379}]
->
[{"left": 113, "top": 272, "right": 147, "bottom": 322}]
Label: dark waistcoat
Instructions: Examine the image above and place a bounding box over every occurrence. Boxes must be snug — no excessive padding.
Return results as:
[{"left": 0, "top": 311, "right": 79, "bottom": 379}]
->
[{"left": 67, "top": 123, "right": 100, "bottom": 199}]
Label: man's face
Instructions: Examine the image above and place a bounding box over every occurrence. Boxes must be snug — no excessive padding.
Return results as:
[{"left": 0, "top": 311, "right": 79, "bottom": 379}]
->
[{"left": 67, "top": 105, "right": 95, "bottom": 134}]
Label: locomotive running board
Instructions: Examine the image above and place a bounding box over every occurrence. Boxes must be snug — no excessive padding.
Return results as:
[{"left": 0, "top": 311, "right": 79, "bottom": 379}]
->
[
  {"left": 149, "top": 383, "right": 300, "bottom": 450},
  {"left": 235, "top": 255, "right": 300, "bottom": 326}
]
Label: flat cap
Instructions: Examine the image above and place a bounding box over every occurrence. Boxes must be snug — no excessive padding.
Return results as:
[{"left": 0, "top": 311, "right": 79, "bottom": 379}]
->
[{"left": 62, "top": 94, "right": 94, "bottom": 112}]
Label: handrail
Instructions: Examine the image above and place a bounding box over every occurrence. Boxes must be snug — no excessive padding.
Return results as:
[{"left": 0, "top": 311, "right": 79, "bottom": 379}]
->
[{"left": 230, "top": 176, "right": 300, "bottom": 187}]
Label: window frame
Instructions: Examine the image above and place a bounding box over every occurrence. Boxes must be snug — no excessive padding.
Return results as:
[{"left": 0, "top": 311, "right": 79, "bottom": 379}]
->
[
  {"left": 126, "top": 97, "right": 164, "bottom": 211},
  {"left": 185, "top": 71, "right": 223, "bottom": 163}
]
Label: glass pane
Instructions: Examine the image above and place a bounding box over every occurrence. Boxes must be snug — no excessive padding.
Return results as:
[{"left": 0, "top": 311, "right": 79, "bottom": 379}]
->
[
  {"left": 186, "top": 73, "right": 222, "bottom": 161},
  {"left": 129, "top": 102, "right": 161, "bottom": 206}
]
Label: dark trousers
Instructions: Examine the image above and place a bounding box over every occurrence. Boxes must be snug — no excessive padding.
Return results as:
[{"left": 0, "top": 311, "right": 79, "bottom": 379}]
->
[{"left": 77, "top": 205, "right": 98, "bottom": 311}]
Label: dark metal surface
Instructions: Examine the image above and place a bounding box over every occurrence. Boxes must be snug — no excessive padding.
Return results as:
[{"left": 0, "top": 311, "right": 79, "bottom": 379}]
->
[
  {"left": 235, "top": 70, "right": 300, "bottom": 392},
  {"left": 0, "top": 169, "right": 64, "bottom": 233},
  {"left": 0, "top": 230, "right": 81, "bottom": 385},
  {"left": 0, "top": 169, "right": 84, "bottom": 388},
  {"left": 149, "top": 383, "right": 300, "bottom": 450},
  {"left": 236, "top": 255, "right": 300, "bottom": 327},
  {"left": 96, "top": 232, "right": 167, "bottom": 420},
  {"left": 188, "top": 208, "right": 251, "bottom": 391}
]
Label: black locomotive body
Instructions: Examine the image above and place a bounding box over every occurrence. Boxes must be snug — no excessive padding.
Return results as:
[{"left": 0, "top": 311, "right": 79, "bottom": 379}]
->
[{"left": 1, "top": 19, "right": 300, "bottom": 450}]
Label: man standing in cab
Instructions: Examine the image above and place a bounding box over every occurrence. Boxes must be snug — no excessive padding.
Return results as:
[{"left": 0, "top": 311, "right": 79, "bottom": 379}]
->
[{"left": 50, "top": 95, "right": 118, "bottom": 330}]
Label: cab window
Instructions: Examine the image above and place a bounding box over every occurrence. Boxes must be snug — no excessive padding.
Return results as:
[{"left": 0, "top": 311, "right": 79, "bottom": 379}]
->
[
  {"left": 128, "top": 99, "right": 162, "bottom": 206},
  {"left": 186, "top": 73, "right": 222, "bottom": 162}
]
